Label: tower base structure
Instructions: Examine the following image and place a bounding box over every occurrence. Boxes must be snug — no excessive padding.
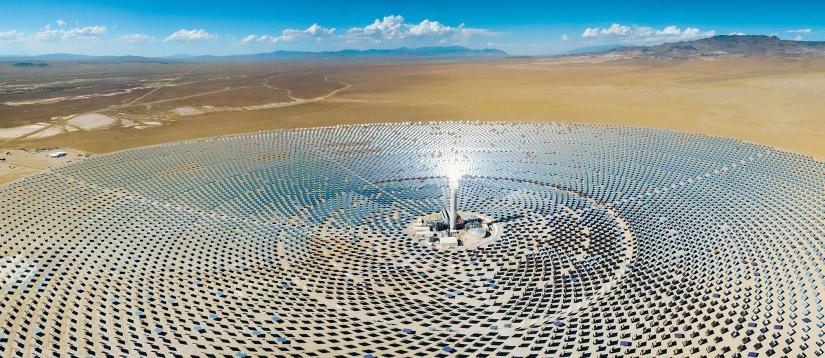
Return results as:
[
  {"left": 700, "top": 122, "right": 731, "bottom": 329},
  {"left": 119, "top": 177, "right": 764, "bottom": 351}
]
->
[{"left": 407, "top": 211, "right": 500, "bottom": 250}]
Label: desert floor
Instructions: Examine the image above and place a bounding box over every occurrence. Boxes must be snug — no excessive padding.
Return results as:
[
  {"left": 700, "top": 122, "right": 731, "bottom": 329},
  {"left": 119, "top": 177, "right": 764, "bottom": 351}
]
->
[{"left": 0, "top": 56, "right": 823, "bottom": 185}]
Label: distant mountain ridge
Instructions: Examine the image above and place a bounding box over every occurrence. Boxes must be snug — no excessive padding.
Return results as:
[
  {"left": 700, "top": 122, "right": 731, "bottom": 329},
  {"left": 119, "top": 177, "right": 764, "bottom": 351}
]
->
[
  {"left": 565, "top": 44, "right": 625, "bottom": 55},
  {"left": 580, "top": 35, "right": 825, "bottom": 59},
  {"left": 179, "top": 46, "right": 507, "bottom": 62},
  {"left": 0, "top": 46, "right": 508, "bottom": 63}
]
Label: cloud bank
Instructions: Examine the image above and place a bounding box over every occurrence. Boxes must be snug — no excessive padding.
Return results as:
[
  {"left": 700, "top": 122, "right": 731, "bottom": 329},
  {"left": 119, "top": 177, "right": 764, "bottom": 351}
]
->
[
  {"left": 345, "top": 15, "right": 491, "bottom": 44},
  {"left": 582, "top": 23, "right": 715, "bottom": 44},
  {"left": 0, "top": 30, "right": 25, "bottom": 42},
  {"left": 36, "top": 25, "right": 107, "bottom": 41},
  {"left": 242, "top": 15, "right": 493, "bottom": 47},
  {"left": 242, "top": 23, "right": 335, "bottom": 44}
]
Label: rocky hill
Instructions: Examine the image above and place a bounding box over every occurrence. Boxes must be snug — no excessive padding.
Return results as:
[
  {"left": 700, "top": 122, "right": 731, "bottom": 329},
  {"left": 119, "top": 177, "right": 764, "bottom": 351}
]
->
[{"left": 579, "top": 35, "right": 825, "bottom": 59}]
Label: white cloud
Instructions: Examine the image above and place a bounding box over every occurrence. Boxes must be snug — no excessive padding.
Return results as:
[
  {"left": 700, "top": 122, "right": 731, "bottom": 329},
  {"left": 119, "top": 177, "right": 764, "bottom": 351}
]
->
[
  {"left": 36, "top": 25, "right": 107, "bottom": 41},
  {"left": 164, "top": 29, "right": 217, "bottom": 42},
  {"left": 603, "top": 23, "right": 630, "bottom": 36},
  {"left": 344, "top": 15, "right": 492, "bottom": 44},
  {"left": 679, "top": 27, "right": 701, "bottom": 38},
  {"left": 656, "top": 25, "right": 681, "bottom": 36},
  {"left": 347, "top": 15, "right": 406, "bottom": 41},
  {"left": 409, "top": 19, "right": 451, "bottom": 37},
  {"left": 583, "top": 23, "right": 630, "bottom": 37},
  {"left": 242, "top": 23, "right": 335, "bottom": 44},
  {"left": 305, "top": 23, "right": 335, "bottom": 37},
  {"left": 786, "top": 28, "right": 812, "bottom": 33},
  {"left": 561, "top": 34, "right": 569, "bottom": 41},
  {"left": 241, "top": 34, "right": 258, "bottom": 43},
  {"left": 0, "top": 29, "right": 24, "bottom": 42},
  {"left": 728, "top": 32, "right": 747, "bottom": 36},
  {"left": 62, "top": 26, "right": 107, "bottom": 39},
  {"left": 120, "top": 33, "right": 154, "bottom": 43},
  {"left": 582, "top": 28, "right": 599, "bottom": 37},
  {"left": 581, "top": 23, "right": 715, "bottom": 44},
  {"left": 35, "top": 25, "right": 60, "bottom": 41},
  {"left": 794, "top": 35, "right": 803, "bottom": 41},
  {"left": 56, "top": 19, "right": 66, "bottom": 26},
  {"left": 409, "top": 19, "right": 489, "bottom": 40}
]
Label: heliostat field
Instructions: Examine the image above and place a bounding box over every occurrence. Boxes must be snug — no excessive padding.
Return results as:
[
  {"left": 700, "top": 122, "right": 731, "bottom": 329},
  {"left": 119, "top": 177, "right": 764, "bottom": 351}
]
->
[{"left": 0, "top": 122, "right": 822, "bottom": 357}]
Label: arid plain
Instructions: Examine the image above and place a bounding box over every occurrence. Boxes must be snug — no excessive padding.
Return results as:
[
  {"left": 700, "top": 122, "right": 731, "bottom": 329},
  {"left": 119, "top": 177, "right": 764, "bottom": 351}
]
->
[{"left": 1, "top": 56, "right": 823, "bottom": 185}]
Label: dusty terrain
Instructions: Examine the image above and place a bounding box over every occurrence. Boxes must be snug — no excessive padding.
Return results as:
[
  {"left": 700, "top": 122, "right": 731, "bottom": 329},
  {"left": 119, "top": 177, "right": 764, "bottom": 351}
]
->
[
  {"left": 0, "top": 56, "right": 823, "bottom": 185},
  {"left": 0, "top": 147, "right": 89, "bottom": 185}
]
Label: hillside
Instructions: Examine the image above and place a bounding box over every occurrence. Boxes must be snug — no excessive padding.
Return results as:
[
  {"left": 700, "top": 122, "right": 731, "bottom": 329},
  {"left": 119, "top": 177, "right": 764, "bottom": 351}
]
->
[{"left": 576, "top": 35, "right": 825, "bottom": 59}]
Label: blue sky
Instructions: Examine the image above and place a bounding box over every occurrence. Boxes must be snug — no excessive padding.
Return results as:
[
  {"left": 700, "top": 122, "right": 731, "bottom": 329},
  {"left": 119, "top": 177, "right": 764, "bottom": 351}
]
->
[{"left": 1, "top": 0, "right": 824, "bottom": 56}]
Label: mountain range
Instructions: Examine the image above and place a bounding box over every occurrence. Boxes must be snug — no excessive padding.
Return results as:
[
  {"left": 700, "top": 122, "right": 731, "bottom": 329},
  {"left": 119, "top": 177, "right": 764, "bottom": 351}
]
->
[
  {"left": 0, "top": 46, "right": 508, "bottom": 63},
  {"left": 4, "top": 36, "right": 825, "bottom": 64},
  {"left": 575, "top": 35, "right": 825, "bottom": 59}
]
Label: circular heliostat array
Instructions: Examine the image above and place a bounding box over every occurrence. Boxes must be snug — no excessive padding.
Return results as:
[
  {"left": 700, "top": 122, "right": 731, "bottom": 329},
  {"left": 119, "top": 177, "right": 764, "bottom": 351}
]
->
[{"left": 0, "top": 122, "right": 822, "bottom": 357}]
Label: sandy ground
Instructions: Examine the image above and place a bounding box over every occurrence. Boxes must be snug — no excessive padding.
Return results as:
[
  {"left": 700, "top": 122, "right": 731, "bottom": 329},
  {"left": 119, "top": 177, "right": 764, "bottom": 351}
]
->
[
  {"left": 0, "top": 147, "right": 89, "bottom": 185},
  {"left": 0, "top": 124, "right": 47, "bottom": 139},
  {"left": 66, "top": 113, "right": 118, "bottom": 130},
  {"left": 174, "top": 106, "right": 204, "bottom": 116},
  {"left": 0, "top": 56, "right": 823, "bottom": 186}
]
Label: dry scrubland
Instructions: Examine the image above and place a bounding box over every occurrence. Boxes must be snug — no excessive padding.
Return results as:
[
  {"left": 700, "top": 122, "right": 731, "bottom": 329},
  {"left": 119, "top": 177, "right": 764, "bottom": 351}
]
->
[{"left": 0, "top": 56, "right": 823, "bottom": 185}]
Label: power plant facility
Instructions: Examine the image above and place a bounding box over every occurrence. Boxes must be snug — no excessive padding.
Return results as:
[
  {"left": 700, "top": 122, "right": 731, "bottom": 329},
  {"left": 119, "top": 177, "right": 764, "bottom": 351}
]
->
[{"left": 0, "top": 122, "right": 822, "bottom": 357}]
